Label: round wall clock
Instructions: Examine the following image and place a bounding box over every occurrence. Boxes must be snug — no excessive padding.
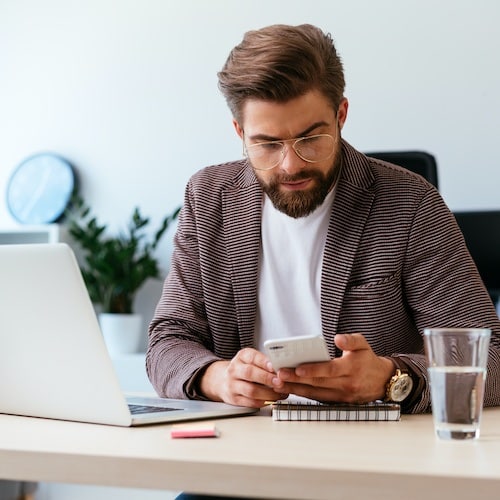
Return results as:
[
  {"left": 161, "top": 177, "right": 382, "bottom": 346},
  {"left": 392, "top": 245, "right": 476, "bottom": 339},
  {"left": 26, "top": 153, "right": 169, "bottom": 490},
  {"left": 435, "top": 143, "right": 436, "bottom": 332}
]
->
[{"left": 6, "top": 153, "right": 76, "bottom": 224}]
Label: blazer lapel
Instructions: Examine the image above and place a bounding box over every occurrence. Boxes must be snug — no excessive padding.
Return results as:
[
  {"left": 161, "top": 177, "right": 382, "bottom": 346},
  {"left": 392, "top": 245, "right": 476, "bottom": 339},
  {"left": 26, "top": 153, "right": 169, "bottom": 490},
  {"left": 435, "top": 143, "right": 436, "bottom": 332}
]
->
[
  {"left": 222, "top": 166, "right": 262, "bottom": 349},
  {"left": 321, "top": 143, "right": 376, "bottom": 345}
]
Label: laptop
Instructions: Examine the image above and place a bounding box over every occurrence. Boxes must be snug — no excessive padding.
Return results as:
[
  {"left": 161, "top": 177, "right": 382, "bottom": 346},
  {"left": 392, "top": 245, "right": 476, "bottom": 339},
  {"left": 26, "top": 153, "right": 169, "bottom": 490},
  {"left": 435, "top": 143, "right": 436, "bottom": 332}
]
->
[{"left": 0, "top": 243, "right": 258, "bottom": 426}]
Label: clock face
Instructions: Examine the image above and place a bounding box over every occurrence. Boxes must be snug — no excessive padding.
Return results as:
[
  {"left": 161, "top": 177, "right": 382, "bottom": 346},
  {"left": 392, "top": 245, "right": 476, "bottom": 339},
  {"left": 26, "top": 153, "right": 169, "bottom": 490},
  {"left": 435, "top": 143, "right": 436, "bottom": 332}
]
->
[
  {"left": 6, "top": 153, "right": 76, "bottom": 224},
  {"left": 392, "top": 374, "right": 413, "bottom": 402}
]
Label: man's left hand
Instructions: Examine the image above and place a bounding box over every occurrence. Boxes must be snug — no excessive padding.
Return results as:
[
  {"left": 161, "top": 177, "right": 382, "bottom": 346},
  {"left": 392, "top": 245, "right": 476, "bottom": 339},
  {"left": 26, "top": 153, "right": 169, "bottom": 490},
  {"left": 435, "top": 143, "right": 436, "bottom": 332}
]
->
[{"left": 271, "top": 333, "right": 395, "bottom": 403}]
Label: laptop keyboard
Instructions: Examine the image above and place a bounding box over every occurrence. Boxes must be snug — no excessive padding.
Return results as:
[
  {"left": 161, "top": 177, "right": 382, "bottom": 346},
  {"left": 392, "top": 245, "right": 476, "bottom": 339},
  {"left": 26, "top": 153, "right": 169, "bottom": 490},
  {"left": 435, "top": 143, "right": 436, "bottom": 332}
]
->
[{"left": 128, "top": 404, "right": 182, "bottom": 415}]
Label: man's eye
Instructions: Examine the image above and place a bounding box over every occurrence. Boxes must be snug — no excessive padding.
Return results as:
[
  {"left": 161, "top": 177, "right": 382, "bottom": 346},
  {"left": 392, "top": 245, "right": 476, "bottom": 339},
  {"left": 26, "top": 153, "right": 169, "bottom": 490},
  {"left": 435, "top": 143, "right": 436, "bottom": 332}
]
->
[
  {"left": 259, "top": 142, "right": 283, "bottom": 151},
  {"left": 301, "top": 136, "right": 321, "bottom": 145}
]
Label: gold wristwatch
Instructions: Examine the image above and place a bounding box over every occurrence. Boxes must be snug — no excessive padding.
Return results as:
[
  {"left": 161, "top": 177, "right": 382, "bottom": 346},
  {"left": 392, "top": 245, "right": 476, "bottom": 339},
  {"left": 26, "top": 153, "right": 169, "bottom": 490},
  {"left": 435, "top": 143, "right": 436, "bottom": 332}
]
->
[{"left": 385, "top": 368, "right": 413, "bottom": 403}]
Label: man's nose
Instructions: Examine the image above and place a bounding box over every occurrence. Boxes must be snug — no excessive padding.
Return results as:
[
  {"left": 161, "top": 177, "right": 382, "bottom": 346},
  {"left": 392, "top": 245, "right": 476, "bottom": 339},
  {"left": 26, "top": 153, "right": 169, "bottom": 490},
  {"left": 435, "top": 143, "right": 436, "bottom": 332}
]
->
[{"left": 279, "top": 143, "right": 304, "bottom": 174}]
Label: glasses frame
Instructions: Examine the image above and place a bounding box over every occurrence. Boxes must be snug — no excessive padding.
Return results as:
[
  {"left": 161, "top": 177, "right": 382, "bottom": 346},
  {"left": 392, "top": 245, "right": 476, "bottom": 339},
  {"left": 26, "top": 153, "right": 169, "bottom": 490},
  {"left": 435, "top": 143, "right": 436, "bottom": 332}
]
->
[{"left": 243, "top": 133, "right": 336, "bottom": 171}]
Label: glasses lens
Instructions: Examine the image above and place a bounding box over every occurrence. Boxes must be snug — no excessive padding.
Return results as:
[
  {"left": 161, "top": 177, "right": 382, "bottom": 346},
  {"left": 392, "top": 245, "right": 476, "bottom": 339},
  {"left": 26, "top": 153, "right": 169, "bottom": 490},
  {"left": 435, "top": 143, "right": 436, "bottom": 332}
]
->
[
  {"left": 246, "top": 142, "right": 283, "bottom": 170},
  {"left": 245, "top": 134, "right": 335, "bottom": 170},
  {"left": 294, "top": 135, "right": 335, "bottom": 162}
]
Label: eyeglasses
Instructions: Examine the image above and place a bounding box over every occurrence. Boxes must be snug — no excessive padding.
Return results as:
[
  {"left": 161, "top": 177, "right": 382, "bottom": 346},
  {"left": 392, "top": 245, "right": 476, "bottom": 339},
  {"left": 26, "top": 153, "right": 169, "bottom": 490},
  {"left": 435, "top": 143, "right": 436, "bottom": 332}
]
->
[{"left": 243, "top": 133, "right": 336, "bottom": 171}]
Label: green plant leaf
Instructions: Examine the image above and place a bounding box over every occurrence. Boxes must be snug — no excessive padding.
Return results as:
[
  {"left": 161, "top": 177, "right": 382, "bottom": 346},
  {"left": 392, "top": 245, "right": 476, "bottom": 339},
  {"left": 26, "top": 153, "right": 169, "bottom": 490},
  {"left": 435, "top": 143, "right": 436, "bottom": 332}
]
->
[{"left": 64, "top": 193, "right": 181, "bottom": 314}]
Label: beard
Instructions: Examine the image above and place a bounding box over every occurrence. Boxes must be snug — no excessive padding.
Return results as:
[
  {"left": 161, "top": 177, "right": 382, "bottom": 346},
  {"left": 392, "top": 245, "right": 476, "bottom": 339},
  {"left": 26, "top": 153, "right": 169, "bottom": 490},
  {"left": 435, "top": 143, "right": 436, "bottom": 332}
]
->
[{"left": 255, "top": 151, "right": 342, "bottom": 218}]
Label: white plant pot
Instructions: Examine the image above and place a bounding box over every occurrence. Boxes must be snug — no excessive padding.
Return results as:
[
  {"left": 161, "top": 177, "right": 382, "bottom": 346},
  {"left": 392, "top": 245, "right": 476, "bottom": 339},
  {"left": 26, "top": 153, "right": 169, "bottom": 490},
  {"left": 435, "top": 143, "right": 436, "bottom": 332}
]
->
[{"left": 98, "top": 313, "right": 143, "bottom": 356}]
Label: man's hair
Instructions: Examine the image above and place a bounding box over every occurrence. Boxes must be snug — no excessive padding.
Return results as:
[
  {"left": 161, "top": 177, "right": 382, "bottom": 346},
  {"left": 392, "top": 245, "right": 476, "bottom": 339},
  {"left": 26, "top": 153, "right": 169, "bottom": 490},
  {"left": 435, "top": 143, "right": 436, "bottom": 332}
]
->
[{"left": 217, "top": 24, "right": 345, "bottom": 124}]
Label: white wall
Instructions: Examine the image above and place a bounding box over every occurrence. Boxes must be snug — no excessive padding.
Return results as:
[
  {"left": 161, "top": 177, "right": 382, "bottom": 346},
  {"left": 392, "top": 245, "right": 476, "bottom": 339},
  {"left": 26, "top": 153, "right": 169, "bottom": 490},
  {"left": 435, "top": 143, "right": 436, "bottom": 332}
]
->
[{"left": 1, "top": 0, "right": 499, "bottom": 322}]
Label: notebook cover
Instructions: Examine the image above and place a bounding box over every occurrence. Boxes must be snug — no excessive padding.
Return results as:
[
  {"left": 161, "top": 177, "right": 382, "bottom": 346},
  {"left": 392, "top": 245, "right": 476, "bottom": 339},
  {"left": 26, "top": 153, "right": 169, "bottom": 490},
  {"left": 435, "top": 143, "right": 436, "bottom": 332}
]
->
[{"left": 272, "top": 399, "right": 401, "bottom": 421}]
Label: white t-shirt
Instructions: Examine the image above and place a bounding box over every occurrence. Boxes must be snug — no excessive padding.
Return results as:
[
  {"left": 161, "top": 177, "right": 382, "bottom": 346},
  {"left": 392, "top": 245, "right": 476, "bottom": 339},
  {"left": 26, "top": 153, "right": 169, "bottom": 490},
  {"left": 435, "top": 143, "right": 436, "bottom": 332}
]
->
[{"left": 254, "top": 187, "right": 336, "bottom": 352}]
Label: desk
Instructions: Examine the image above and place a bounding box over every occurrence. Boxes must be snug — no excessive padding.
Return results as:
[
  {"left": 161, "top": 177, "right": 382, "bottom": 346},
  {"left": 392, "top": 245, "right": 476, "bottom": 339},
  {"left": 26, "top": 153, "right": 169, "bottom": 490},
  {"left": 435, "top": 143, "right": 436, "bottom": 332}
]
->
[{"left": 1, "top": 407, "right": 500, "bottom": 500}]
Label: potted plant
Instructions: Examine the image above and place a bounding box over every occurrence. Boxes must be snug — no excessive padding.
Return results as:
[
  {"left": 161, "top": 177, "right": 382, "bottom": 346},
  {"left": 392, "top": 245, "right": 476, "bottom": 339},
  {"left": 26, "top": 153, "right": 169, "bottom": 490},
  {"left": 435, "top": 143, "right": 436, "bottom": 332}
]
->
[{"left": 65, "top": 195, "right": 180, "bottom": 355}]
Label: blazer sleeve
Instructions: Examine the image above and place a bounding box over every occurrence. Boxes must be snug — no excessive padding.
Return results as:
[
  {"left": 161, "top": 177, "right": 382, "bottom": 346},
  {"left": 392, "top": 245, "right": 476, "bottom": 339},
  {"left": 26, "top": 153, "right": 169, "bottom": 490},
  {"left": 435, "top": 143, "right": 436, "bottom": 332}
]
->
[
  {"left": 399, "top": 188, "right": 500, "bottom": 413},
  {"left": 146, "top": 179, "right": 223, "bottom": 399}
]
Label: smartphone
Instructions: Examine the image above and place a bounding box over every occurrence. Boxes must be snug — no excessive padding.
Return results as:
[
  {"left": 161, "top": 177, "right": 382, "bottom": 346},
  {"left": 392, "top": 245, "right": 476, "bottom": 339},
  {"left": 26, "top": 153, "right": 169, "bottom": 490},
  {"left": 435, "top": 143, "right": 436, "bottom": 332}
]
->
[{"left": 264, "top": 334, "right": 330, "bottom": 371}]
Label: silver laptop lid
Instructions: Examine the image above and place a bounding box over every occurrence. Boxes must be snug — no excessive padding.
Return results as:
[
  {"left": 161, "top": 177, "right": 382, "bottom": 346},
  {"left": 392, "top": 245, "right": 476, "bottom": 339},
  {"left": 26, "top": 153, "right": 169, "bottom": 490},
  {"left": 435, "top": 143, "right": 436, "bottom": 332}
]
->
[
  {"left": 0, "top": 243, "right": 133, "bottom": 425},
  {"left": 0, "top": 243, "right": 258, "bottom": 426}
]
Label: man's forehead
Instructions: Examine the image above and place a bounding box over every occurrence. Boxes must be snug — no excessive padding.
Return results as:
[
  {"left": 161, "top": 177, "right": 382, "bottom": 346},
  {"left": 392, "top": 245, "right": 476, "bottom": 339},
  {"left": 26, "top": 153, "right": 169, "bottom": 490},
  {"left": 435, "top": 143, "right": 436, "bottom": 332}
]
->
[{"left": 240, "top": 91, "right": 335, "bottom": 139}]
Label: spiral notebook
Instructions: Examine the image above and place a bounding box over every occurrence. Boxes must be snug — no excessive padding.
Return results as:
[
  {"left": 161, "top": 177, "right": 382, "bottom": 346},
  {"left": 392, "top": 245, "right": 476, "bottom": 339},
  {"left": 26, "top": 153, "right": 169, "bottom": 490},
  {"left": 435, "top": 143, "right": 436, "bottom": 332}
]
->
[{"left": 272, "top": 397, "right": 401, "bottom": 421}]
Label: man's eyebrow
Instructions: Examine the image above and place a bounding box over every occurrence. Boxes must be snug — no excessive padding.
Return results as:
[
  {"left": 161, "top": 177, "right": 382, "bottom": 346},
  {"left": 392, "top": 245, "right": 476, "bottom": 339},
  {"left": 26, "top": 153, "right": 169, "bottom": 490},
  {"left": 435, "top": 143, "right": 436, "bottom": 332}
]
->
[{"left": 246, "top": 121, "right": 330, "bottom": 142}]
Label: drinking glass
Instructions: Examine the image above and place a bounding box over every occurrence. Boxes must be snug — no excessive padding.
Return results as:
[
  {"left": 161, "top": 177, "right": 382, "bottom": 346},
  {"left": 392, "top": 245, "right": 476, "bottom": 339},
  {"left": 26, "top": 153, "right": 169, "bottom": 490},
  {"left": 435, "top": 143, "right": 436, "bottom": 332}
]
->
[{"left": 423, "top": 328, "right": 491, "bottom": 440}]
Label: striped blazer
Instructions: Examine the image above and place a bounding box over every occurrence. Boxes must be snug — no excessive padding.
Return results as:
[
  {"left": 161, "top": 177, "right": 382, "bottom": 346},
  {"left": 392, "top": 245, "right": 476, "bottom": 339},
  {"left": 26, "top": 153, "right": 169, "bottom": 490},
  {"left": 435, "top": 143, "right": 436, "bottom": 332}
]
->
[{"left": 147, "top": 140, "right": 500, "bottom": 413}]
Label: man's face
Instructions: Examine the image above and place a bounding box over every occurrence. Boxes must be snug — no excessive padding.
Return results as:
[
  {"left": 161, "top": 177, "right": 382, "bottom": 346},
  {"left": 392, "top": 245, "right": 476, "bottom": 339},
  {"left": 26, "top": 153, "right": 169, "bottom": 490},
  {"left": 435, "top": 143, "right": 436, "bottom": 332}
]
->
[{"left": 234, "top": 90, "right": 348, "bottom": 218}]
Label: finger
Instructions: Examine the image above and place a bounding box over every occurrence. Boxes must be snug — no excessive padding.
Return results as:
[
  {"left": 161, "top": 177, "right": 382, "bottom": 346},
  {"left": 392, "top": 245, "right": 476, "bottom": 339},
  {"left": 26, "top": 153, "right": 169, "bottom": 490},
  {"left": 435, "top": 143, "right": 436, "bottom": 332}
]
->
[
  {"left": 273, "top": 382, "right": 332, "bottom": 401},
  {"left": 334, "top": 333, "right": 370, "bottom": 353},
  {"left": 230, "top": 393, "right": 270, "bottom": 408},
  {"left": 237, "top": 347, "right": 275, "bottom": 372},
  {"left": 231, "top": 348, "right": 276, "bottom": 387},
  {"left": 273, "top": 364, "right": 337, "bottom": 390},
  {"left": 275, "top": 382, "right": 370, "bottom": 404},
  {"left": 294, "top": 360, "right": 338, "bottom": 378},
  {"left": 231, "top": 379, "right": 286, "bottom": 407}
]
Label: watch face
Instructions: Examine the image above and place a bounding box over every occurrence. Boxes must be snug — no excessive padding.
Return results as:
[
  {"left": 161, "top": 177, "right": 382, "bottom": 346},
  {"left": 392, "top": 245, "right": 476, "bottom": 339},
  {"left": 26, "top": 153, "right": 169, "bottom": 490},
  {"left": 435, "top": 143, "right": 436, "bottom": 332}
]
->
[
  {"left": 391, "top": 374, "right": 413, "bottom": 402},
  {"left": 6, "top": 153, "right": 76, "bottom": 224}
]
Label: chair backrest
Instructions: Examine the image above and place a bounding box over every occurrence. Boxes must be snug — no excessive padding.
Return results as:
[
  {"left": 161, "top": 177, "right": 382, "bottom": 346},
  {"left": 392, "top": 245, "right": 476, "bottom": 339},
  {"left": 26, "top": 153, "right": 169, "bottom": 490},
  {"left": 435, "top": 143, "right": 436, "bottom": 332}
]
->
[
  {"left": 453, "top": 210, "right": 500, "bottom": 302},
  {"left": 365, "top": 151, "right": 439, "bottom": 190}
]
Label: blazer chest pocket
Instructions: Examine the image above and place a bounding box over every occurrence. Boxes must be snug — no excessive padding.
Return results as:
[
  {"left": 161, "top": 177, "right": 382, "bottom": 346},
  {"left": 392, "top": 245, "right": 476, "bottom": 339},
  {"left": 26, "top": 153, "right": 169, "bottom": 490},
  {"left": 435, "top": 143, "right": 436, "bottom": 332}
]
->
[{"left": 345, "top": 271, "right": 401, "bottom": 301}]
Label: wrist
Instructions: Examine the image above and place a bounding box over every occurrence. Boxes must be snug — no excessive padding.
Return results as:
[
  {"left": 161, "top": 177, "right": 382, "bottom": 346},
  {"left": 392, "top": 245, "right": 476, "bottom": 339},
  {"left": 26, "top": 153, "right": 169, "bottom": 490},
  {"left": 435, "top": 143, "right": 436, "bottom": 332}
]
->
[
  {"left": 198, "top": 360, "right": 228, "bottom": 402},
  {"left": 378, "top": 357, "right": 397, "bottom": 400}
]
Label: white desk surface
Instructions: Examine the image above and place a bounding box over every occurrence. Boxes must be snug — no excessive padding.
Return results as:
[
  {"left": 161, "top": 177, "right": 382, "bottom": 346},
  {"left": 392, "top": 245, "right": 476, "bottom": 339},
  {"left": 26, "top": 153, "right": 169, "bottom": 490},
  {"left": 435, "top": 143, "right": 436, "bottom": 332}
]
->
[{"left": 1, "top": 406, "right": 500, "bottom": 499}]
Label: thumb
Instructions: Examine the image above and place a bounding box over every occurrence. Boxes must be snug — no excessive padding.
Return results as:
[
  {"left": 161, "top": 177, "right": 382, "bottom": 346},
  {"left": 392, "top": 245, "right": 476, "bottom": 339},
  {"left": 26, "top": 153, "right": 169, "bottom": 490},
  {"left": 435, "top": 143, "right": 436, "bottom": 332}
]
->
[{"left": 334, "top": 333, "right": 368, "bottom": 352}]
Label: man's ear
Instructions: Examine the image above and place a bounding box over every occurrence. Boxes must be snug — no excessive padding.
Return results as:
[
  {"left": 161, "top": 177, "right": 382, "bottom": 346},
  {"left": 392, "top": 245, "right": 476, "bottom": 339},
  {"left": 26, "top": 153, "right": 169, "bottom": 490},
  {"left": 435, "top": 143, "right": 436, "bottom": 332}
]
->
[
  {"left": 233, "top": 119, "right": 244, "bottom": 139},
  {"left": 337, "top": 98, "right": 349, "bottom": 130}
]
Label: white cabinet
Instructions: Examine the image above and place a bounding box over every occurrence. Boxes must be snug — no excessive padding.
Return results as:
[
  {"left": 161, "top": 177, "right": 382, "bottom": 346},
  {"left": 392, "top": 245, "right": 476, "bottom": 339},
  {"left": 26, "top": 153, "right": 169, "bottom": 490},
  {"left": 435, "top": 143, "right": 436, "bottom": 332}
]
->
[
  {"left": 35, "top": 483, "right": 178, "bottom": 500},
  {"left": 0, "top": 224, "right": 66, "bottom": 244}
]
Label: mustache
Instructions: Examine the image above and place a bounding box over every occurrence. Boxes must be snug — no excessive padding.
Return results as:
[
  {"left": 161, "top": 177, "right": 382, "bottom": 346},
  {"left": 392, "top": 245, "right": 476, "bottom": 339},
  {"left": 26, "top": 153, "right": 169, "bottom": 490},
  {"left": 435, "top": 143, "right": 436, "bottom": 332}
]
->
[{"left": 273, "top": 169, "right": 321, "bottom": 183}]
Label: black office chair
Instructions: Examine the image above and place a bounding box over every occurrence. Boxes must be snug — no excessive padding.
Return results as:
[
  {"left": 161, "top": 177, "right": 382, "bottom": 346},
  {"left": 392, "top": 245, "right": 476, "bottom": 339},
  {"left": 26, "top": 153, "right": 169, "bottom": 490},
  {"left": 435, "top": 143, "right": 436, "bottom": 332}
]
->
[
  {"left": 0, "top": 480, "right": 37, "bottom": 500},
  {"left": 453, "top": 210, "right": 500, "bottom": 304},
  {"left": 365, "top": 151, "right": 439, "bottom": 190}
]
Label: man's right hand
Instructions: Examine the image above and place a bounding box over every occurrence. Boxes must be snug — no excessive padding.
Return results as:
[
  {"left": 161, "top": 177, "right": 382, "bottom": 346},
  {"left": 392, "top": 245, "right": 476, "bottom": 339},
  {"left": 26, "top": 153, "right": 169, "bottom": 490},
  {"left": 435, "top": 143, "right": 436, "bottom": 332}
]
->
[{"left": 199, "top": 348, "right": 287, "bottom": 408}]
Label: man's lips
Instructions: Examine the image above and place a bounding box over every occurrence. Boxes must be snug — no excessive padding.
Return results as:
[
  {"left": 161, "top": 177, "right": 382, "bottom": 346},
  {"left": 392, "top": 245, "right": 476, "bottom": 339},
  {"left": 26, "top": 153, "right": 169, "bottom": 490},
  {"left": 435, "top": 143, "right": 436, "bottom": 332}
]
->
[{"left": 280, "top": 178, "right": 312, "bottom": 190}]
